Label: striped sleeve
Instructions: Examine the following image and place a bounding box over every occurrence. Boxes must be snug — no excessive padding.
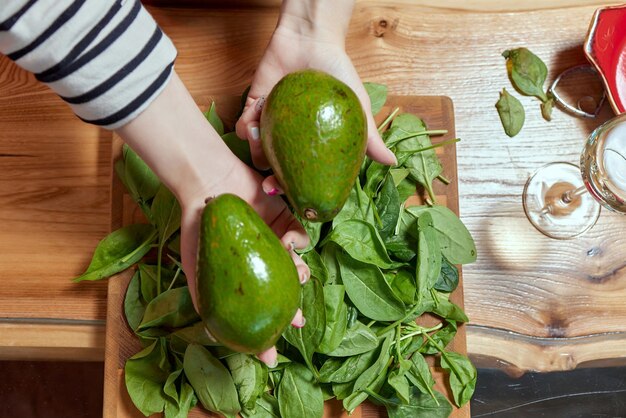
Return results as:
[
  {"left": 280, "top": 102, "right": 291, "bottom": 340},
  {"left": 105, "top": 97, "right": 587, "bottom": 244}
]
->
[{"left": 0, "top": 0, "right": 178, "bottom": 130}]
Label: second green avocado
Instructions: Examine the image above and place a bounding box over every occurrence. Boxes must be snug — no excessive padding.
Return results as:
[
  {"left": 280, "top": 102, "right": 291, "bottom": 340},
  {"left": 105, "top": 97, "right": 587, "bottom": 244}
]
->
[
  {"left": 260, "top": 70, "right": 367, "bottom": 223},
  {"left": 196, "top": 194, "right": 300, "bottom": 354}
]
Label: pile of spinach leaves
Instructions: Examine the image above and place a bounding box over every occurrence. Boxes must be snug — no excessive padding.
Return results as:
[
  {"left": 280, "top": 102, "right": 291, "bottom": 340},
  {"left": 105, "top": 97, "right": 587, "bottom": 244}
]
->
[{"left": 75, "top": 83, "right": 478, "bottom": 418}]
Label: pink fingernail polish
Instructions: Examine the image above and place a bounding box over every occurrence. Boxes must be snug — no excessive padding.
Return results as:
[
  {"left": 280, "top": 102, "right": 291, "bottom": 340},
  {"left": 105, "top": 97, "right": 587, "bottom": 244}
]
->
[{"left": 267, "top": 188, "right": 281, "bottom": 196}]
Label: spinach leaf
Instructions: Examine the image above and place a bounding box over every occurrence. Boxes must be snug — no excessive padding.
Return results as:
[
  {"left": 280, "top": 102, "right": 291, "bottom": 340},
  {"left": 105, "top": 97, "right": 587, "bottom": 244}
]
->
[
  {"left": 434, "top": 257, "right": 459, "bottom": 292},
  {"left": 390, "top": 168, "right": 411, "bottom": 187},
  {"left": 364, "top": 160, "right": 390, "bottom": 197},
  {"left": 338, "top": 252, "right": 405, "bottom": 321},
  {"left": 124, "top": 339, "right": 171, "bottom": 416},
  {"left": 124, "top": 270, "right": 145, "bottom": 331},
  {"left": 376, "top": 174, "right": 401, "bottom": 240},
  {"left": 205, "top": 101, "right": 225, "bottom": 135},
  {"left": 221, "top": 132, "right": 253, "bottom": 167},
  {"left": 387, "top": 358, "right": 412, "bottom": 404},
  {"left": 319, "top": 348, "right": 378, "bottom": 383},
  {"left": 301, "top": 250, "right": 329, "bottom": 285},
  {"left": 151, "top": 185, "right": 181, "bottom": 247},
  {"left": 332, "top": 381, "right": 355, "bottom": 401},
  {"left": 164, "top": 376, "right": 197, "bottom": 418},
  {"left": 387, "top": 269, "right": 417, "bottom": 305},
  {"left": 317, "top": 285, "right": 348, "bottom": 354},
  {"left": 326, "top": 219, "right": 401, "bottom": 269},
  {"left": 138, "top": 286, "right": 199, "bottom": 331},
  {"left": 183, "top": 344, "right": 240, "bottom": 418},
  {"left": 320, "top": 243, "right": 341, "bottom": 285},
  {"left": 343, "top": 334, "right": 392, "bottom": 412},
  {"left": 326, "top": 321, "right": 379, "bottom": 357},
  {"left": 74, "top": 224, "right": 157, "bottom": 282},
  {"left": 278, "top": 363, "right": 324, "bottom": 418},
  {"left": 121, "top": 144, "right": 161, "bottom": 216},
  {"left": 392, "top": 114, "right": 442, "bottom": 203},
  {"left": 396, "top": 178, "right": 417, "bottom": 203},
  {"left": 332, "top": 182, "right": 376, "bottom": 227},
  {"left": 503, "top": 47, "right": 549, "bottom": 102},
  {"left": 138, "top": 263, "right": 175, "bottom": 303},
  {"left": 440, "top": 351, "right": 477, "bottom": 407},
  {"left": 385, "top": 236, "right": 416, "bottom": 263},
  {"left": 419, "top": 321, "right": 458, "bottom": 355},
  {"left": 225, "top": 354, "right": 268, "bottom": 412},
  {"left": 416, "top": 211, "right": 442, "bottom": 299},
  {"left": 364, "top": 82, "right": 388, "bottom": 115},
  {"left": 431, "top": 293, "right": 469, "bottom": 323},
  {"left": 296, "top": 214, "right": 323, "bottom": 254},
  {"left": 169, "top": 321, "right": 219, "bottom": 354},
  {"left": 496, "top": 88, "right": 525, "bottom": 137},
  {"left": 406, "top": 205, "right": 477, "bottom": 264},
  {"left": 406, "top": 352, "right": 436, "bottom": 400},
  {"left": 242, "top": 393, "right": 280, "bottom": 418},
  {"left": 283, "top": 278, "right": 325, "bottom": 374},
  {"left": 385, "top": 387, "right": 452, "bottom": 418}
]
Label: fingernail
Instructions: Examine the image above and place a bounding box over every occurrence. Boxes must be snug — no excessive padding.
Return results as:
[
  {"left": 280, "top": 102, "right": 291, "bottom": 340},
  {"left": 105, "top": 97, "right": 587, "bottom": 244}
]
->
[
  {"left": 268, "top": 358, "right": 278, "bottom": 368},
  {"left": 255, "top": 96, "right": 266, "bottom": 112},
  {"left": 387, "top": 148, "right": 398, "bottom": 166},
  {"left": 249, "top": 126, "right": 260, "bottom": 141},
  {"left": 299, "top": 269, "right": 310, "bottom": 284},
  {"left": 289, "top": 241, "right": 296, "bottom": 252},
  {"left": 294, "top": 316, "right": 306, "bottom": 328},
  {"left": 263, "top": 184, "right": 283, "bottom": 196}
]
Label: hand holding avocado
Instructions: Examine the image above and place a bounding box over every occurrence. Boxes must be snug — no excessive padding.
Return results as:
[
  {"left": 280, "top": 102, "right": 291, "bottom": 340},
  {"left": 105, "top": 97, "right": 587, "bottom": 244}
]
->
[
  {"left": 178, "top": 161, "right": 310, "bottom": 367},
  {"left": 235, "top": 0, "right": 397, "bottom": 179},
  {"left": 113, "top": 72, "right": 312, "bottom": 367}
]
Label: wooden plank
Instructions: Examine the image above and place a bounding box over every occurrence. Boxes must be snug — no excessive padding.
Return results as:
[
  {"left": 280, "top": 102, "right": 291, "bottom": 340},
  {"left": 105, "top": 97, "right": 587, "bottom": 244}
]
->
[
  {"left": 137, "top": 1, "right": 626, "bottom": 373},
  {"left": 103, "top": 95, "right": 468, "bottom": 417},
  {"left": 143, "top": 0, "right": 616, "bottom": 12},
  {"left": 0, "top": 322, "right": 105, "bottom": 361},
  {"left": 0, "top": 56, "right": 110, "bottom": 360},
  {"left": 0, "top": 0, "right": 623, "bottom": 371}
]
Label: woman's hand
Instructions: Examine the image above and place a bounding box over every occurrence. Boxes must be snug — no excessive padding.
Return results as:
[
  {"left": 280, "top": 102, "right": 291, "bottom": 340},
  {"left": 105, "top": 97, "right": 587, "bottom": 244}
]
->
[
  {"left": 179, "top": 158, "right": 310, "bottom": 366},
  {"left": 235, "top": 0, "right": 397, "bottom": 171},
  {"left": 116, "top": 71, "right": 309, "bottom": 367}
]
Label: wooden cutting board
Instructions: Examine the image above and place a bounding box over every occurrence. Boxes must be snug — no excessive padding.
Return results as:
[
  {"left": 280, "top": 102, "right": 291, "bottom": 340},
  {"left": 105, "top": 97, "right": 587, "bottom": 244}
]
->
[{"left": 102, "top": 95, "right": 469, "bottom": 418}]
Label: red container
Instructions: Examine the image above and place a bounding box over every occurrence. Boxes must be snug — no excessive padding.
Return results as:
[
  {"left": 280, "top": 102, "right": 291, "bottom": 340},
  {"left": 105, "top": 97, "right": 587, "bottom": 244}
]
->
[{"left": 584, "top": 4, "right": 626, "bottom": 114}]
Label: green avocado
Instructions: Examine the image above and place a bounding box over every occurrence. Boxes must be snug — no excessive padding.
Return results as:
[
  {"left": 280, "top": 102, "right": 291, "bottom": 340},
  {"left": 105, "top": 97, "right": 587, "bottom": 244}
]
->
[
  {"left": 196, "top": 194, "right": 300, "bottom": 354},
  {"left": 261, "top": 70, "right": 367, "bottom": 222}
]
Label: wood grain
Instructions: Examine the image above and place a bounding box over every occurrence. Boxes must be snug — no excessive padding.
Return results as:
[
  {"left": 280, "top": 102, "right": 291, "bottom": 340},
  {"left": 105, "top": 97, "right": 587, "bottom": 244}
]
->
[
  {"left": 142, "top": 1, "right": 626, "bottom": 373},
  {"left": 103, "top": 96, "right": 469, "bottom": 417},
  {"left": 1, "top": 0, "right": 625, "bottom": 372},
  {"left": 0, "top": 57, "right": 110, "bottom": 359},
  {"left": 0, "top": 322, "right": 104, "bottom": 361}
]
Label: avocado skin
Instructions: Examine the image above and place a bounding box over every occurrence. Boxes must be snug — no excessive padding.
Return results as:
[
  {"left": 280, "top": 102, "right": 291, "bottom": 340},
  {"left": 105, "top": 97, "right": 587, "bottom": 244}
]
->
[
  {"left": 261, "top": 70, "right": 367, "bottom": 223},
  {"left": 196, "top": 194, "right": 300, "bottom": 354}
]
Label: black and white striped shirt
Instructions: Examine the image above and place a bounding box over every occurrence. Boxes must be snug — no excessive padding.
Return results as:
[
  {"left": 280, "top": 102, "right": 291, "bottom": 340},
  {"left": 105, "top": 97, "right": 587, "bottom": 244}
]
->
[{"left": 0, "top": 0, "right": 178, "bottom": 129}]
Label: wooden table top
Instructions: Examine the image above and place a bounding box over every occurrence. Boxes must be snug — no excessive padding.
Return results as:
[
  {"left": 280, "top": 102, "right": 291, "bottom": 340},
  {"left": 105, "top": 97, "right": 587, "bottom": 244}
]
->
[{"left": 1, "top": 0, "right": 625, "bottom": 374}]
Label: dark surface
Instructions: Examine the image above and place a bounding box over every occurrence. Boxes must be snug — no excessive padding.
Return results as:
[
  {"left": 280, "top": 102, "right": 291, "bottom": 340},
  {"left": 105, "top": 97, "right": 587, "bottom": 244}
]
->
[
  {"left": 0, "top": 361, "right": 103, "bottom": 418},
  {"left": 472, "top": 366, "right": 626, "bottom": 417},
  {"left": 1, "top": 361, "right": 626, "bottom": 417}
]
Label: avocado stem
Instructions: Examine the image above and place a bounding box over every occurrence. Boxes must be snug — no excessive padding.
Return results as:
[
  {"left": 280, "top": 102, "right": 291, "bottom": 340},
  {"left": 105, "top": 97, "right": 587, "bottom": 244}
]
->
[{"left": 304, "top": 208, "right": 318, "bottom": 221}]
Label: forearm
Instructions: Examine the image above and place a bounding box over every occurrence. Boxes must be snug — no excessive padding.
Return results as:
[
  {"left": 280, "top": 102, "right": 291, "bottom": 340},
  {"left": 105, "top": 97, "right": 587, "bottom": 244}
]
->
[
  {"left": 277, "top": 0, "right": 355, "bottom": 46},
  {"left": 115, "top": 71, "right": 240, "bottom": 207}
]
